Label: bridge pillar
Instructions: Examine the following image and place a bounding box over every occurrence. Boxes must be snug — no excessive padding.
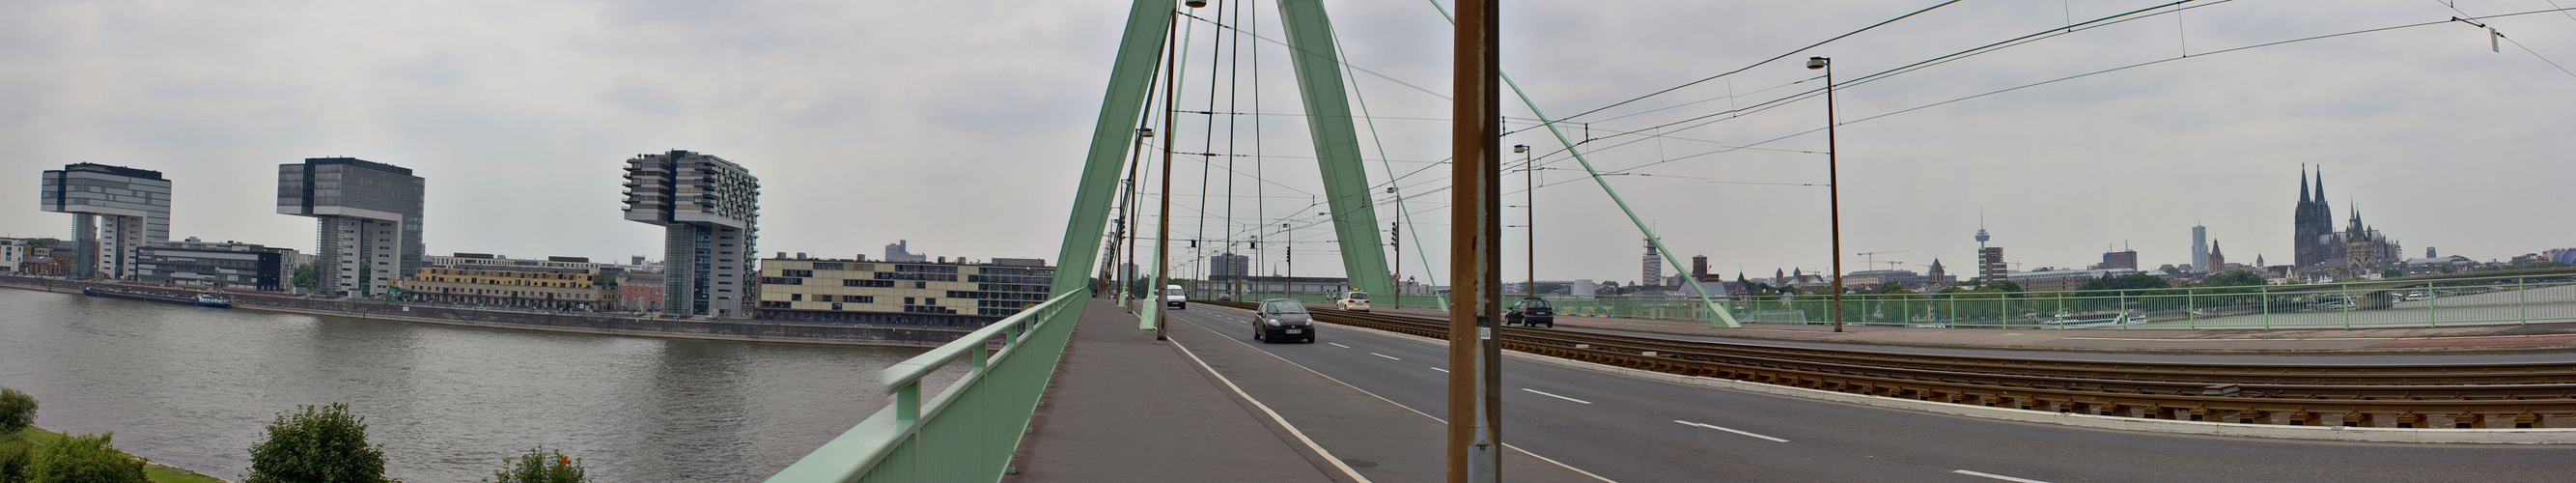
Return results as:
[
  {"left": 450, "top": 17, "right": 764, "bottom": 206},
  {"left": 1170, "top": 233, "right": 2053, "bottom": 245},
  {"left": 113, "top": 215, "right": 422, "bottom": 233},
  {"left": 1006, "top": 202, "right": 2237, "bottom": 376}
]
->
[
  {"left": 1274, "top": 0, "right": 1393, "bottom": 298},
  {"left": 1050, "top": 0, "right": 1177, "bottom": 297}
]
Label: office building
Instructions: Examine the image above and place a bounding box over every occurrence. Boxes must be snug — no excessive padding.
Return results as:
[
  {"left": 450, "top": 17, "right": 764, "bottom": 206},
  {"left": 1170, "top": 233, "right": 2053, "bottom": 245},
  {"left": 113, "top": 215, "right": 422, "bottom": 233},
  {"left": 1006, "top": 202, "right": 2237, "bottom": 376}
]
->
[
  {"left": 1977, "top": 246, "right": 2006, "bottom": 282},
  {"left": 41, "top": 163, "right": 172, "bottom": 279},
  {"left": 2191, "top": 224, "right": 2208, "bottom": 272},
  {"left": 755, "top": 255, "right": 1052, "bottom": 326},
  {"left": 399, "top": 265, "right": 615, "bottom": 310},
  {"left": 1209, "top": 252, "right": 1250, "bottom": 279},
  {"left": 624, "top": 150, "right": 760, "bottom": 317},
  {"left": 2102, "top": 249, "right": 2139, "bottom": 270},
  {"left": 278, "top": 157, "right": 425, "bottom": 298},
  {"left": 883, "top": 240, "right": 928, "bottom": 263},
  {"left": 0, "top": 239, "right": 23, "bottom": 273},
  {"left": 1639, "top": 239, "right": 1662, "bottom": 288},
  {"left": 134, "top": 239, "right": 296, "bottom": 291}
]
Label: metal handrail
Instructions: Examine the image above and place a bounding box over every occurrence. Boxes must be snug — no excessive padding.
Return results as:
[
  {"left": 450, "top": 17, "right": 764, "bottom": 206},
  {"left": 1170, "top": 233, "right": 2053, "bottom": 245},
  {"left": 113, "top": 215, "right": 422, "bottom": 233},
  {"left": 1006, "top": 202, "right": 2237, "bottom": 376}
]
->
[{"left": 769, "top": 288, "right": 1091, "bottom": 482}]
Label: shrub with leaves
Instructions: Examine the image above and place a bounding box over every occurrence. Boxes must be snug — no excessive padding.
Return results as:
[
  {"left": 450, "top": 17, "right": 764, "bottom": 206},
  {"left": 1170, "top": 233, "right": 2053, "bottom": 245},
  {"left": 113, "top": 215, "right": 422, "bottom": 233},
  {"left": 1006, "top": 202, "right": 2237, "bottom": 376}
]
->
[
  {"left": 0, "top": 388, "right": 34, "bottom": 436},
  {"left": 29, "top": 432, "right": 146, "bottom": 483},
  {"left": 483, "top": 446, "right": 586, "bottom": 483},
  {"left": 244, "top": 403, "right": 396, "bottom": 483},
  {"left": 1, "top": 438, "right": 32, "bottom": 483}
]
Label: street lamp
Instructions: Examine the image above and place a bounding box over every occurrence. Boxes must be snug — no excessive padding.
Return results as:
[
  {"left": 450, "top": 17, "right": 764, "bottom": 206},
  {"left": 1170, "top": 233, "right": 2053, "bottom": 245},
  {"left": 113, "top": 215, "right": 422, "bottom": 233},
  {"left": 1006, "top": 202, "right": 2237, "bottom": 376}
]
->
[
  {"left": 1514, "top": 144, "right": 1533, "bottom": 297},
  {"left": 1282, "top": 222, "right": 1294, "bottom": 297},
  {"left": 1809, "top": 56, "right": 1845, "bottom": 333}
]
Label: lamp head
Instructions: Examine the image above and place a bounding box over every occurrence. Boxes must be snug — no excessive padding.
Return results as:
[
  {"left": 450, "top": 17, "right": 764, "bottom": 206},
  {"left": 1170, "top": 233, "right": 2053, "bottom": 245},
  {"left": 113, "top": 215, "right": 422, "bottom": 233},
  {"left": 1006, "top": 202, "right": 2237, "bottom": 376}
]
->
[
  {"left": 1513, "top": 144, "right": 1529, "bottom": 154},
  {"left": 1806, "top": 57, "right": 1829, "bottom": 70},
  {"left": 1138, "top": 128, "right": 1155, "bottom": 138},
  {"left": 1185, "top": 0, "right": 1207, "bottom": 8}
]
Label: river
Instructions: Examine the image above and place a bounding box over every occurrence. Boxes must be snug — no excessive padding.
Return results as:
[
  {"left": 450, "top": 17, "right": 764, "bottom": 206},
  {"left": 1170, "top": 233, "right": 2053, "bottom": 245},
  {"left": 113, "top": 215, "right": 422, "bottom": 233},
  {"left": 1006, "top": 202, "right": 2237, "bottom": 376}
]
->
[{"left": 0, "top": 287, "right": 937, "bottom": 482}]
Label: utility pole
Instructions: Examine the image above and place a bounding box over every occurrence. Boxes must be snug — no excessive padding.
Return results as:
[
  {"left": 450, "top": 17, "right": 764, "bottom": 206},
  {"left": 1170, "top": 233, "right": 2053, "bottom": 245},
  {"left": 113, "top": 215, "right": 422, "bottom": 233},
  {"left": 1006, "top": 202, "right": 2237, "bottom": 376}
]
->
[
  {"left": 1810, "top": 56, "right": 1845, "bottom": 333},
  {"left": 1151, "top": 6, "right": 1180, "bottom": 341},
  {"left": 1283, "top": 222, "right": 1294, "bottom": 298},
  {"left": 1450, "top": 0, "right": 1503, "bottom": 480},
  {"left": 1516, "top": 144, "right": 1533, "bottom": 297}
]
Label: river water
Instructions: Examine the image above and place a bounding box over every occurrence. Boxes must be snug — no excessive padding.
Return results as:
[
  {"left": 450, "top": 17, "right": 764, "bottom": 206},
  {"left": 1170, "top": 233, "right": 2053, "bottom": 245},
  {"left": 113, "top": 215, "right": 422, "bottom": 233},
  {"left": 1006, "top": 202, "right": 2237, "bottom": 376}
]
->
[{"left": 0, "top": 287, "right": 935, "bottom": 482}]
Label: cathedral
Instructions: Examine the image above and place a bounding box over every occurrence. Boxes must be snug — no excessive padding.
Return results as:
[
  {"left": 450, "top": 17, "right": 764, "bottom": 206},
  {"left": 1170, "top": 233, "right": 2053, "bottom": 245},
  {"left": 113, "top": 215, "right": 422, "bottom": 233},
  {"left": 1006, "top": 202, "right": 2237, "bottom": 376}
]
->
[{"left": 2290, "top": 165, "right": 2400, "bottom": 274}]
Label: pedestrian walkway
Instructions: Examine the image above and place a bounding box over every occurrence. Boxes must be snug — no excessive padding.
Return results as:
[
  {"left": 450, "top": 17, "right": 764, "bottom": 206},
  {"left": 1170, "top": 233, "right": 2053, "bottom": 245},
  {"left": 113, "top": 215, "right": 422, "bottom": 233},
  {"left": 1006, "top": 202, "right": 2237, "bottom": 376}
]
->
[
  {"left": 1010, "top": 299, "right": 1344, "bottom": 482},
  {"left": 1366, "top": 305, "right": 2576, "bottom": 353}
]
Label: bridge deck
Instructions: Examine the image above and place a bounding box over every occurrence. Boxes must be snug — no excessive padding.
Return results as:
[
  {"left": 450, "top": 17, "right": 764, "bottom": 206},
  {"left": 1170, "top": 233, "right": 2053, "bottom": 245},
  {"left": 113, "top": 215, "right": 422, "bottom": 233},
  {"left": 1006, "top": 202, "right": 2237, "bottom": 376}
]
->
[{"left": 1362, "top": 305, "right": 2576, "bottom": 353}]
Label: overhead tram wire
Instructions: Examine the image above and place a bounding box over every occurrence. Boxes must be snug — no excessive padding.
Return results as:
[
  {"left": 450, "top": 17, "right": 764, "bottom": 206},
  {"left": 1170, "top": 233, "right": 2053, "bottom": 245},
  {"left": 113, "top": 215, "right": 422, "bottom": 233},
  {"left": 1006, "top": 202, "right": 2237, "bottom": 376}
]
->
[
  {"left": 1179, "top": 11, "right": 1451, "bottom": 101},
  {"left": 1559, "top": 5, "right": 2576, "bottom": 183},
  {"left": 2435, "top": 0, "right": 2576, "bottom": 80},
  {"left": 1513, "top": 0, "right": 1968, "bottom": 133}
]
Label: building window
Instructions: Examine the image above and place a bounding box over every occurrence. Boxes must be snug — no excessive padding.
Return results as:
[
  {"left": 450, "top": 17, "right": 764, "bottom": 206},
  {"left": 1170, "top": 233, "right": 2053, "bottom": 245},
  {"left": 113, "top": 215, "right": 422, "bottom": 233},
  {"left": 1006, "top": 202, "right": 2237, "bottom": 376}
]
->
[
  {"left": 914, "top": 281, "right": 927, "bottom": 289},
  {"left": 791, "top": 294, "right": 802, "bottom": 301},
  {"left": 904, "top": 297, "right": 915, "bottom": 305},
  {"left": 830, "top": 302, "right": 843, "bottom": 311}
]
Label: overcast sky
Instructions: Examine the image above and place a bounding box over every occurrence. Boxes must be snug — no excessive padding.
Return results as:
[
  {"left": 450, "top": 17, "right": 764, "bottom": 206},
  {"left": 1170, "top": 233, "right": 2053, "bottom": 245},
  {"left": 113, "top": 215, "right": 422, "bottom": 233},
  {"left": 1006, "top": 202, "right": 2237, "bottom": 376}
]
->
[{"left": 3, "top": 1, "right": 2570, "bottom": 284}]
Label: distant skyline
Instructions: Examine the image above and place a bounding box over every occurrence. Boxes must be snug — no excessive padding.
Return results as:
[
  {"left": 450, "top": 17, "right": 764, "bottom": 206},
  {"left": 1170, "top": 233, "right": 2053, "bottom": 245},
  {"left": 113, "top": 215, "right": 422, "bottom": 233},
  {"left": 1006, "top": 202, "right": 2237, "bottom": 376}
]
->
[{"left": 2, "top": 1, "right": 2570, "bottom": 284}]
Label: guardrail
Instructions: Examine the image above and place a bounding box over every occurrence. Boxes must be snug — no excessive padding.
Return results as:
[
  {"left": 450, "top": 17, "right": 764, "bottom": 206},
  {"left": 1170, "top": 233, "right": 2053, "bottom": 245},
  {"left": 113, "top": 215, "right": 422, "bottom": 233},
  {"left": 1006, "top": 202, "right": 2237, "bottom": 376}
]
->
[
  {"left": 768, "top": 288, "right": 1091, "bottom": 482},
  {"left": 1463, "top": 272, "right": 2576, "bottom": 329}
]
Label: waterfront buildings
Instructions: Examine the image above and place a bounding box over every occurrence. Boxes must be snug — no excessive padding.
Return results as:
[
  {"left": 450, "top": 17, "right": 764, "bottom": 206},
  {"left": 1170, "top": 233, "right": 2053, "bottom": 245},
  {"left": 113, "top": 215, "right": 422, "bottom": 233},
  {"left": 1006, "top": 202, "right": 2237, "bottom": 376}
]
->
[
  {"left": 41, "top": 163, "right": 172, "bottom": 280},
  {"left": 1191, "top": 275, "right": 1350, "bottom": 298},
  {"left": 1209, "top": 252, "right": 1249, "bottom": 279},
  {"left": 754, "top": 255, "right": 1052, "bottom": 326},
  {"left": 1639, "top": 239, "right": 1663, "bottom": 288},
  {"left": 398, "top": 264, "right": 615, "bottom": 310},
  {"left": 623, "top": 150, "right": 760, "bottom": 317},
  {"left": 278, "top": 157, "right": 426, "bottom": 298},
  {"left": 0, "top": 239, "right": 22, "bottom": 273},
  {"left": 2006, "top": 268, "right": 2140, "bottom": 292},
  {"left": 2101, "top": 249, "right": 2139, "bottom": 271},
  {"left": 616, "top": 272, "right": 666, "bottom": 311},
  {"left": 1977, "top": 246, "right": 2006, "bottom": 282},
  {"left": 2191, "top": 224, "right": 2208, "bottom": 272},
  {"left": 134, "top": 238, "right": 295, "bottom": 291},
  {"left": 882, "top": 240, "right": 928, "bottom": 263}
]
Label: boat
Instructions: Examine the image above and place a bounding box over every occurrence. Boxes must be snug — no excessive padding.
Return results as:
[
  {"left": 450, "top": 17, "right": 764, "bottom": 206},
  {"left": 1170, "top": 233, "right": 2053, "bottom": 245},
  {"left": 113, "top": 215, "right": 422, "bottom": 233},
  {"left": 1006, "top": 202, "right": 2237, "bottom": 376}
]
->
[
  {"left": 79, "top": 286, "right": 233, "bottom": 308},
  {"left": 193, "top": 294, "right": 234, "bottom": 308}
]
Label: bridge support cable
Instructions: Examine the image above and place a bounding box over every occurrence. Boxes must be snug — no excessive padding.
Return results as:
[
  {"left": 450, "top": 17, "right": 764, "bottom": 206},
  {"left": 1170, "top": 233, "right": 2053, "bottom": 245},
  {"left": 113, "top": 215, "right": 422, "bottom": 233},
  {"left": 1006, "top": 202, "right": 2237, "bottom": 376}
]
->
[
  {"left": 1421, "top": 0, "right": 1743, "bottom": 328},
  {"left": 1332, "top": 22, "right": 1447, "bottom": 311},
  {"left": 1050, "top": 0, "right": 1177, "bottom": 300},
  {"left": 1277, "top": 0, "right": 1395, "bottom": 298}
]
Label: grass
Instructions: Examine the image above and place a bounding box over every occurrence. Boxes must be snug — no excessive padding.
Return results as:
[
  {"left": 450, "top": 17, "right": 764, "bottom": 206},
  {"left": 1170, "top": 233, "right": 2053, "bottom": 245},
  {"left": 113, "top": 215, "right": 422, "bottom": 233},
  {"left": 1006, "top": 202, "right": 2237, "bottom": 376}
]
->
[{"left": 13, "top": 426, "right": 228, "bottom": 483}]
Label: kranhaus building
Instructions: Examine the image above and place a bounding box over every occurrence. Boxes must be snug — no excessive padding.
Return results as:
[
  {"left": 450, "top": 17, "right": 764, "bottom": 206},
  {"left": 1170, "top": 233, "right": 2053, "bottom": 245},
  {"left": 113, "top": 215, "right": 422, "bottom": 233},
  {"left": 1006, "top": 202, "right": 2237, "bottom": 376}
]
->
[{"left": 624, "top": 150, "right": 760, "bottom": 317}]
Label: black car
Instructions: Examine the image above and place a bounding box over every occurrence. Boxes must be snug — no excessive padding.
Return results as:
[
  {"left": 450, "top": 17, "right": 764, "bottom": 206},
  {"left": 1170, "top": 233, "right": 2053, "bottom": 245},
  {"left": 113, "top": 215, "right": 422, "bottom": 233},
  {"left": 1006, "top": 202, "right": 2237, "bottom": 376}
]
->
[
  {"left": 1503, "top": 297, "right": 1554, "bottom": 327},
  {"left": 1251, "top": 298, "right": 1317, "bottom": 343}
]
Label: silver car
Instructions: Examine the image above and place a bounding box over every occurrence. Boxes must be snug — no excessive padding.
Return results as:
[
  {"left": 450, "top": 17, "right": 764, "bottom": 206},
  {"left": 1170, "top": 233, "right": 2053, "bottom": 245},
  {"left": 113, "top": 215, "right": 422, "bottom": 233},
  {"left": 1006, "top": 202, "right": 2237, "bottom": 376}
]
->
[{"left": 1251, "top": 298, "right": 1317, "bottom": 344}]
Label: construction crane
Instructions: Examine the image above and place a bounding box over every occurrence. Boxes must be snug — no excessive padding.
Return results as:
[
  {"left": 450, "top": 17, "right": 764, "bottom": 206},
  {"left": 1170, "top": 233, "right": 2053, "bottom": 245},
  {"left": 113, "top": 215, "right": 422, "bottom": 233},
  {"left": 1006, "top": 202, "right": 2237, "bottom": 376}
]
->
[{"left": 1857, "top": 250, "right": 1910, "bottom": 268}]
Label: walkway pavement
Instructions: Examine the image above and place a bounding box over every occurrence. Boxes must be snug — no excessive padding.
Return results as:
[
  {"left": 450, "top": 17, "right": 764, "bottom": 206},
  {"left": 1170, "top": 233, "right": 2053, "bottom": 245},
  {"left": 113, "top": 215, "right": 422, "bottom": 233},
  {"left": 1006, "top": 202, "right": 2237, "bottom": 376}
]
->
[
  {"left": 1012, "top": 298, "right": 1344, "bottom": 482},
  {"left": 1363, "top": 305, "right": 2576, "bottom": 353}
]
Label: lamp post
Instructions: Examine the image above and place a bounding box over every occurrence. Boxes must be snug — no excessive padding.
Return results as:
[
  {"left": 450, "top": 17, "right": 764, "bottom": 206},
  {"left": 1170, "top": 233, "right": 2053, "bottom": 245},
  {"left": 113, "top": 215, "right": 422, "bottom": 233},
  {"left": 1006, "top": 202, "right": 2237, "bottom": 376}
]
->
[
  {"left": 1808, "top": 56, "right": 1844, "bottom": 333},
  {"left": 1282, "top": 222, "right": 1293, "bottom": 298},
  {"left": 1515, "top": 144, "right": 1533, "bottom": 297}
]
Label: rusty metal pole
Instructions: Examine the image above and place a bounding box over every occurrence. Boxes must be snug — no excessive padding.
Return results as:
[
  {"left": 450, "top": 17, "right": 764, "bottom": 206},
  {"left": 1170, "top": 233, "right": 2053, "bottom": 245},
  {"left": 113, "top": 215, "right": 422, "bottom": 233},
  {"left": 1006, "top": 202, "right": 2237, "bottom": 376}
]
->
[
  {"left": 1449, "top": 0, "right": 1502, "bottom": 480},
  {"left": 1153, "top": 7, "right": 1180, "bottom": 341},
  {"left": 1812, "top": 56, "right": 1844, "bottom": 333}
]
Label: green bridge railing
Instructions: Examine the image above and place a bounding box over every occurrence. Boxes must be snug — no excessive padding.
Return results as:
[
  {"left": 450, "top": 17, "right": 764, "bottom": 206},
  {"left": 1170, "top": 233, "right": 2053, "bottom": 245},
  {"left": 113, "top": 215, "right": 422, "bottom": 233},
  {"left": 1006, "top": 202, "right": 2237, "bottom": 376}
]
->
[{"left": 768, "top": 288, "right": 1091, "bottom": 482}]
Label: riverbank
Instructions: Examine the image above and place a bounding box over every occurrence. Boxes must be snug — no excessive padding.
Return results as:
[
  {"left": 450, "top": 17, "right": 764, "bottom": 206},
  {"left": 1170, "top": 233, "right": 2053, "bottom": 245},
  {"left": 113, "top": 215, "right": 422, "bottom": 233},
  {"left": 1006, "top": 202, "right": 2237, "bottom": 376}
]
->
[
  {"left": 0, "top": 275, "right": 976, "bottom": 348},
  {"left": 14, "top": 426, "right": 227, "bottom": 483}
]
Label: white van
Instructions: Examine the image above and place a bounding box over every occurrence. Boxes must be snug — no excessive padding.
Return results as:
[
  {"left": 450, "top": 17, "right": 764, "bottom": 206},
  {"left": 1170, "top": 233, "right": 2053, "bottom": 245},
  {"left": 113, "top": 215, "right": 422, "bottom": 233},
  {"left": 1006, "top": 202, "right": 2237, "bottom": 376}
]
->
[{"left": 1165, "top": 285, "right": 1188, "bottom": 309}]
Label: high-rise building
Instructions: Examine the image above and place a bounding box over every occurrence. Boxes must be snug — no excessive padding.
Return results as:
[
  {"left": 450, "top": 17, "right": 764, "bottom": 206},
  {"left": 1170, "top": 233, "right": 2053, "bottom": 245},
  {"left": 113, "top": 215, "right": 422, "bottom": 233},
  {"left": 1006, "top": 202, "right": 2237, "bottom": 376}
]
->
[
  {"left": 1640, "top": 239, "right": 1662, "bottom": 288},
  {"left": 1210, "top": 252, "right": 1249, "bottom": 279},
  {"left": 40, "top": 163, "right": 171, "bottom": 280},
  {"left": 624, "top": 150, "right": 761, "bottom": 317},
  {"left": 1978, "top": 246, "right": 2006, "bottom": 282},
  {"left": 278, "top": 157, "right": 424, "bottom": 297},
  {"left": 2191, "top": 224, "right": 2208, "bottom": 271},
  {"left": 2102, "top": 249, "right": 2139, "bottom": 270},
  {"left": 883, "top": 240, "right": 928, "bottom": 263}
]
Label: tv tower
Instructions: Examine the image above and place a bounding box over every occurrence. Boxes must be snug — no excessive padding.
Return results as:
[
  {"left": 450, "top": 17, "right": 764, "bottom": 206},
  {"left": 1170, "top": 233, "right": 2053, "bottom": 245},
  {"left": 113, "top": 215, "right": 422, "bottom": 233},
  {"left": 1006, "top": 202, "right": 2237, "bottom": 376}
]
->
[{"left": 1974, "top": 209, "right": 1991, "bottom": 249}]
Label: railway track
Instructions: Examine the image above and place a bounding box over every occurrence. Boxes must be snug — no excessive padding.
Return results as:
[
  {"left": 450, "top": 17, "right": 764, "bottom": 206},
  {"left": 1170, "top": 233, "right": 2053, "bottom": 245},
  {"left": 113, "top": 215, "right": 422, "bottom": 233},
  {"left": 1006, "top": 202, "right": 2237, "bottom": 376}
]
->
[{"left": 1199, "top": 299, "right": 2576, "bottom": 429}]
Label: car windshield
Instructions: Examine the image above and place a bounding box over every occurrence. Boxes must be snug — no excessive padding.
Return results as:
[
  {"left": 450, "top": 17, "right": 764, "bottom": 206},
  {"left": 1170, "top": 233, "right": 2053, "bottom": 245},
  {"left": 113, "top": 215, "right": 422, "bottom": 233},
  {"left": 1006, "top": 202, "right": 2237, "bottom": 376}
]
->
[
  {"left": 1265, "top": 301, "right": 1307, "bottom": 314},
  {"left": 1347, "top": 293, "right": 1368, "bottom": 300}
]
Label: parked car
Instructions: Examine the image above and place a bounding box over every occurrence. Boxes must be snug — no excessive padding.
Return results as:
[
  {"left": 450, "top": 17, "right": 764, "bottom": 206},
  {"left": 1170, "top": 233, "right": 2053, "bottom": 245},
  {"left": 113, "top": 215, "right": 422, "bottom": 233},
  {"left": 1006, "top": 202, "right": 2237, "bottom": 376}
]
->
[
  {"left": 1251, "top": 298, "right": 1317, "bottom": 343},
  {"left": 1165, "top": 285, "right": 1188, "bottom": 310},
  {"left": 1503, "top": 297, "right": 1554, "bottom": 327},
  {"left": 1335, "top": 291, "right": 1372, "bottom": 312}
]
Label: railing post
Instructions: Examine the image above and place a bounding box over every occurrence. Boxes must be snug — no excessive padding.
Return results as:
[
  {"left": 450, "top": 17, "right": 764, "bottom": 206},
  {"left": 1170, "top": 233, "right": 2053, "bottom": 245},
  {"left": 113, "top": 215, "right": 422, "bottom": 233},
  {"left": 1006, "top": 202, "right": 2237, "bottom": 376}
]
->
[
  {"left": 896, "top": 383, "right": 922, "bottom": 431},
  {"left": 2518, "top": 276, "right": 2529, "bottom": 325},
  {"left": 2260, "top": 286, "right": 2271, "bottom": 329},
  {"left": 2187, "top": 289, "right": 2198, "bottom": 329},
  {"left": 2426, "top": 285, "right": 2437, "bottom": 327},
  {"left": 2342, "top": 284, "right": 2353, "bottom": 329}
]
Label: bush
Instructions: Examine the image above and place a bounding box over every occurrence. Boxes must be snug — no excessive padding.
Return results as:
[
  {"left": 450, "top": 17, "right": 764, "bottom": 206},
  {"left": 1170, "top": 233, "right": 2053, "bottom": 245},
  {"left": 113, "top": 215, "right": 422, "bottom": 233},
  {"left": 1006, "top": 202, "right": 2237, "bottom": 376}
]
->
[
  {"left": 29, "top": 432, "right": 146, "bottom": 483},
  {"left": 483, "top": 447, "right": 587, "bottom": 483},
  {"left": 0, "top": 388, "right": 34, "bottom": 436},
  {"left": 244, "top": 403, "right": 395, "bottom": 483},
  {"left": 1, "top": 438, "right": 31, "bottom": 483}
]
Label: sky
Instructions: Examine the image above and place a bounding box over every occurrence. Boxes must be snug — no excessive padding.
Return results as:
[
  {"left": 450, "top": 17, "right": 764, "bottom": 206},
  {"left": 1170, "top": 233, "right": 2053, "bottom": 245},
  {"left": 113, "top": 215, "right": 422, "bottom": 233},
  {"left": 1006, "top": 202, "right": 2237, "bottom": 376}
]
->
[{"left": 2, "top": 1, "right": 2570, "bottom": 285}]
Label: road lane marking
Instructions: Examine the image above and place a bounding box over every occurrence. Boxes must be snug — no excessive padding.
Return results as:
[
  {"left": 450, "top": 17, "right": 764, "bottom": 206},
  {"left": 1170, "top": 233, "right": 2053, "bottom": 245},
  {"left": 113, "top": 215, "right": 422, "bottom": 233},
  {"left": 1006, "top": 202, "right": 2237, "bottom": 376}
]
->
[
  {"left": 1522, "top": 388, "right": 1594, "bottom": 405},
  {"left": 1430, "top": 367, "right": 1449, "bottom": 373},
  {"left": 1670, "top": 420, "right": 1787, "bottom": 442},
  {"left": 1329, "top": 342, "right": 1353, "bottom": 349},
  {"left": 1165, "top": 337, "right": 1375, "bottom": 482},
  {"left": 1371, "top": 353, "right": 1402, "bottom": 360},
  {"left": 1951, "top": 469, "right": 2051, "bottom": 483}
]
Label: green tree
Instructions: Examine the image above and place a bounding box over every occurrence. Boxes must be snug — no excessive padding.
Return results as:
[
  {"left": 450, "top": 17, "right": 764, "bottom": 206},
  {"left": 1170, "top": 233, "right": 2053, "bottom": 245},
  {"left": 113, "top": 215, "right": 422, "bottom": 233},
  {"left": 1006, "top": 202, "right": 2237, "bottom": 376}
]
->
[
  {"left": 2382, "top": 268, "right": 2404, "bottom": 279},
  {"left": 2203, "top": 270, "right": 2266, "bottom": 287},
  {"left": 0, "top": 388, "right": 33, "bottom": 436},
  {"left": 245, "top": 404, "right": 395, "bottom": 483},
  {"left": 29, "top": 433, "right": 145, "bottom": 483},
  {"left": 3, "top": 437, "right": 31, "bottom": 483},
  {"left": 293, "top": 264, "right": 319, "bottom": 290},
  {"left": 483, "top": 447, "right": 587, "bottom": 483}
]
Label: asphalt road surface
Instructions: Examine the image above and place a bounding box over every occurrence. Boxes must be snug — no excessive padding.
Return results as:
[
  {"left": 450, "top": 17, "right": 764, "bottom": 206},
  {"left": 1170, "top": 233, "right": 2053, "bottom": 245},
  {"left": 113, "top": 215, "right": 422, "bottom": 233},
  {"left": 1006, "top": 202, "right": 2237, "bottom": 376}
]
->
[{"left": 1165, "top": 305, "right": 2576, "bottom": 483}]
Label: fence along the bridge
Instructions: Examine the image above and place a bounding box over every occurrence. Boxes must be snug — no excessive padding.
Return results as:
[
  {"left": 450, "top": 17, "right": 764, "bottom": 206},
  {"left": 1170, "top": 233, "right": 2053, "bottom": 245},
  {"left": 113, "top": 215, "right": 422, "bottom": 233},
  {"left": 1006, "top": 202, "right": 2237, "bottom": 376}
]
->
[
  {"left": 768, "top": 289, "right": 1090, "bottom": 482},
  {"left": 1502, "top": 273, "right": 2575, "bottom": 329}
]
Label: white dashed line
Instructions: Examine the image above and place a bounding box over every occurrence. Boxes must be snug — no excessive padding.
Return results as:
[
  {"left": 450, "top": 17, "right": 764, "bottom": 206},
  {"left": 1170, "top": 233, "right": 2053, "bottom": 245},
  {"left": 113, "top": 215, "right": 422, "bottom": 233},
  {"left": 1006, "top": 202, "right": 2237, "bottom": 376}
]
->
[
  {"left": 1951, "top": 469, "right": 2051, "bottom": 483},
  {"left": 1671, "top": 420, "right": 1788, "bottom": 442},
  {"left": 1329, "top": 342, "right": 1353, "bottom": 349},
  {"left": 1521, "top": 388, "right": 1593, "bottom": 405},
  {"left": 1429, "top": 367, "right": 1449, "bottom": 373},
  {"left": 1371, "top": 353, "right": 1401, "bottom": 360}
]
